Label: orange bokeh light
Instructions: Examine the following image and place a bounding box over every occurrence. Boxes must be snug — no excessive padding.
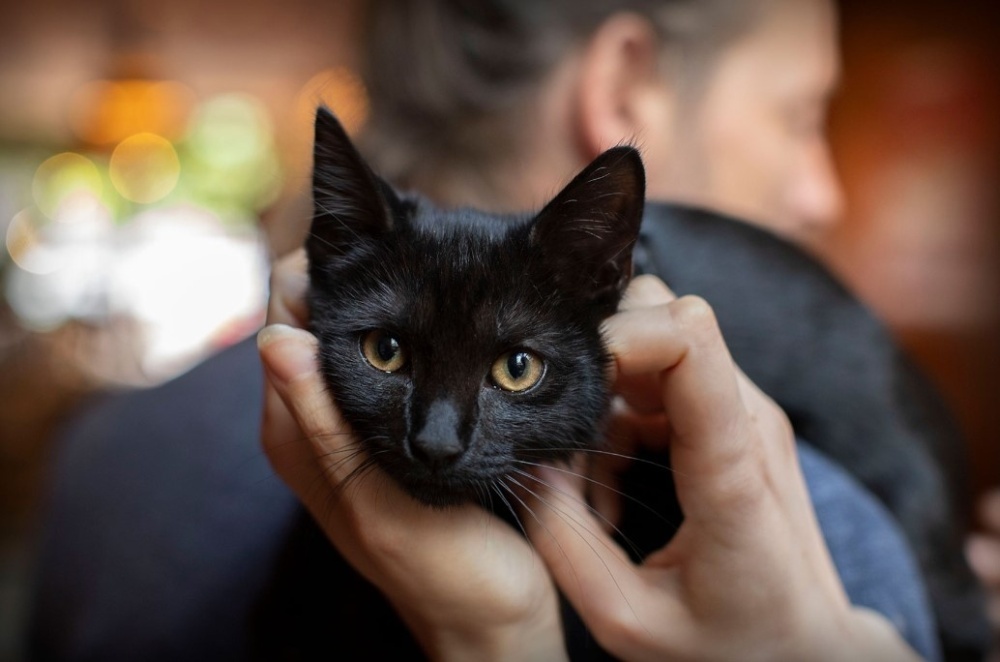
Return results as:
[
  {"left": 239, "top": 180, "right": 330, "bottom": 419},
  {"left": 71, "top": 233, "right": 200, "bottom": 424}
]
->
[{"left": 71, "top": 80, "right": 196, "bottom": 147}]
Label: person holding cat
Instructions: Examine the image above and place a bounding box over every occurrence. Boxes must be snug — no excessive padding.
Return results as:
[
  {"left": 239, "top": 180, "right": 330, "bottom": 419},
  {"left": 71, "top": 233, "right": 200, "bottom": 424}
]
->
[
  {"left": 29, "top": 0, "right": 987, "bottom": 660},
  {"left": 261, "top": 2, "right": 976, "bottom": 659},
  {"left": 260, "top": 253, "right": 921, "bottom": 661}
]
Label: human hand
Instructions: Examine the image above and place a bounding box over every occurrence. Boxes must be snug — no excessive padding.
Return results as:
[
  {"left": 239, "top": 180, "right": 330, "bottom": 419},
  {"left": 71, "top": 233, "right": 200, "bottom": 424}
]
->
[
  {"left": 967, "top": 488, "right": 1000, "bottom": 648},
  {"left": 523, "top": 275, "right": 920, "bottom": 662},
  {"left": 257, "top": 249, "right": 566, "bottom": 662}
]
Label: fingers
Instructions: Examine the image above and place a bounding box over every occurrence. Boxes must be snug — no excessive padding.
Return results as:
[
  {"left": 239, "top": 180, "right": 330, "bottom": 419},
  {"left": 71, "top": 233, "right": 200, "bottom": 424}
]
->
[
  {"left": 257, "top": 324, "right": 363, "bottom": 485},
  {"left": 968, "top": 534, "right": 1000, "bottom": 591},
  {"left": 612, "top": 277, "right": 678, "bottom": 411},
  {"left": 605, "top": 298, "right": 746, "bottom": 465},
  {"left": 981, "top": 490, "right": 1000, "bottom": 532},
  {"left": 968, "top": 491, "right": 1000, "bottom": 591},
  {"left": 594, "top": 401, "right": 670, "bottom": 525},
  {"left": 259, "top": 254, "right": 369, "bottom": 541},
  {"left": 620, "top": 274, "right": 676, "bottom": 311},
  {"left": 267, "top": 249, "right": 310, "bottom": 328},
  {"left": 606, "top": 276, "right": 787, "bottom": 525},
  {"left": 523, "top": 466, "right": 662, "bottom": 644}
]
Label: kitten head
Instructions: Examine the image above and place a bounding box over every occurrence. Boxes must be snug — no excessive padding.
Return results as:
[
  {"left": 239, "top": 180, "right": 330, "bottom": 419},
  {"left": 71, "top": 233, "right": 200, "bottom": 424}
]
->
[{"left": 307, "top": 107, "right": 644, "bottom": 507}]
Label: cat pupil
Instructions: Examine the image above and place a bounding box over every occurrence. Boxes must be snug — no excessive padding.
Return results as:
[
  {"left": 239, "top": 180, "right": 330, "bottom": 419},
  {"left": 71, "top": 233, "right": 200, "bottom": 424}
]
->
[
  {"left": 378, "top": 335, "right": 399, "bottom": 361},
  {"left": 508, "top": 352, "right": 529, "bottom": 379}
]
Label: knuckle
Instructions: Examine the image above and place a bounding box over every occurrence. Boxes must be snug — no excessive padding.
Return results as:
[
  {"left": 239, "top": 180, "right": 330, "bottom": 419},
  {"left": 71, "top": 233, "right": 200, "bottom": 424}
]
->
[
  {"left": 757, "top": 398, "right": 797, "bottom": 460},
  {"left": 710, "top": 460, "right": 767, "bottom": 514},
  {"left": 671, "top": 295, "right": 719, "bottom": 335},
  {"left": 267, "top": 250, "right": 310, "bottom": 322},
  {"left": 626, "top": 275, "right": 672, "bottom": 304}
]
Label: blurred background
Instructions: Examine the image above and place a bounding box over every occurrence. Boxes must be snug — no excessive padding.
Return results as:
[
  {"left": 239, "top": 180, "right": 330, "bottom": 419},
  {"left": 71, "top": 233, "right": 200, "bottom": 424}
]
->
[{"left": 0, "top": 0, "right": 997, "bottom": 658}]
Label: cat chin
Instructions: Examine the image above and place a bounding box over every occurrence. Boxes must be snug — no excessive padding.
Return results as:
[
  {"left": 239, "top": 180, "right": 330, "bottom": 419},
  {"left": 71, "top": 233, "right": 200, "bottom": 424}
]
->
[
  {"left": 396, "top": 476, "right": 482, "bottom": 509},
  {"left": 372, "top": 448, "right": 511, "bottom": 509}
]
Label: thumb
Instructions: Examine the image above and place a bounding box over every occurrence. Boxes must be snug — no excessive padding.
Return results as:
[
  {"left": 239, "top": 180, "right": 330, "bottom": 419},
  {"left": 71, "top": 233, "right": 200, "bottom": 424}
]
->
[
  {"left": 258, "top": 324, "right": 317, "bottom": 481},
  {"left": 257, "top": 324, "right": 362, "bottom": 485},
  {"left": 523, "top": 466, "right": 645, "bottom": 628}
]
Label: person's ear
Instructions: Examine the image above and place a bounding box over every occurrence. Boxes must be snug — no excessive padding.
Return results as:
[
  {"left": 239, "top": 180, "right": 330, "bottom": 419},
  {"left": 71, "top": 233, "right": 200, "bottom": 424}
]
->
[{"left": 575, "top": 12, "right": 674, "bottom": 159}]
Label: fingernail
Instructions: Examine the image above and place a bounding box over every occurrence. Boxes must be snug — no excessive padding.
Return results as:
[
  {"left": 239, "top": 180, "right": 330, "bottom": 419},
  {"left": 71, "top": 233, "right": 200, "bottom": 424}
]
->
[{"left": 257, "top": 324, "right": 318, "bottom": 383}]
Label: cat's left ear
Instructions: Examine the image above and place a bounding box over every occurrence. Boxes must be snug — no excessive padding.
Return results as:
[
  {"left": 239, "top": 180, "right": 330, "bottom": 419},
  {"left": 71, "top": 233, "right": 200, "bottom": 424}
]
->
[
  {"left": 309, "top": 106, "right": 400, "bottom": 263},
  {"left": 531, "top": 146, "right": 645, "bottom": 313}
]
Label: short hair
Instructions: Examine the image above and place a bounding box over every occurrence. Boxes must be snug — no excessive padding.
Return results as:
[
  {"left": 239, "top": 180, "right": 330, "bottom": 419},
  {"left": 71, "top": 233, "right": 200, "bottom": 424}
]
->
[{"left": 360, "top": 0, "right": 762, "bottom": 186}]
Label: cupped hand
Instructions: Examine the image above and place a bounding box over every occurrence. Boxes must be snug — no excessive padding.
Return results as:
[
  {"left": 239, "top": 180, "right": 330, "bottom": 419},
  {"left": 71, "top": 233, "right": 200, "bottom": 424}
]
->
[
  {"left": 523, "top": 275, "right": 919, "bottom": 662},
  {"left": 257, "top": 249, "right": 566, "bottom": 662}
]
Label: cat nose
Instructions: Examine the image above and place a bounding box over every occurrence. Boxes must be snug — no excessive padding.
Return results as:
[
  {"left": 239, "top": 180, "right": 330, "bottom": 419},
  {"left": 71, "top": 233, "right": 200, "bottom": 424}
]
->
[{"left": 411, "top": 399, "right": 466, "bottom": 469}]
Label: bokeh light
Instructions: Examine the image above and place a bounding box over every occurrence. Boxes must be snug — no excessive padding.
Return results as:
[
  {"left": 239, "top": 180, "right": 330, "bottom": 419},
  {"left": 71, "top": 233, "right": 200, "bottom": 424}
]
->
[
  {"left": 7, "top": 91, "right": 279, "bottom": 377},
  {"left": 5, "top": 198, "right": 114, "bottom": 331},
  {"left": 110, "top": 207, "right": 267, "bottom": 376},
  {"left": 31, "top": 153, "right": 102, "bottom": 219},
  {"left": 180, "top": 94, "right": 283, "bottom": 214},
  {"left": 109, "top": 133, "right": 181, "bottom": 204},
  {"left": 297, "top": 67, "right": 370, "bottom": 135},
  {"left": 186, "top": 94, "right": 272, "bottom": 169},
  {"left": 71, "top": 80, "right": 197, "bottom": 146},
  {"left": 5, "top": 209, "right": 54, "bottom": 275}
]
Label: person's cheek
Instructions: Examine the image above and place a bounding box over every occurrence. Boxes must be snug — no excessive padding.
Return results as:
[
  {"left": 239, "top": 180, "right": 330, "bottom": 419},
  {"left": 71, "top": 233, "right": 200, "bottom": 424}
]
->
[{"left": 735, "top": 123, "right": 795, "bottom": 233}]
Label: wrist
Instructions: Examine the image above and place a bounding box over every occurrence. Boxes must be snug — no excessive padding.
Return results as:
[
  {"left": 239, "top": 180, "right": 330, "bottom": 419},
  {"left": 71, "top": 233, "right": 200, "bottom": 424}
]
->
[
  {"left": 803, "top": 608, "right": 921, "bottom": 662},
  {"left": 406, "top": 595, "right": 568, "bottom": 662},
  {"left": 427, "top": 621, "right": 568, "bottom": 662},
  {"left": 842, "top": 608, "right": 921, "bottom": 662}
]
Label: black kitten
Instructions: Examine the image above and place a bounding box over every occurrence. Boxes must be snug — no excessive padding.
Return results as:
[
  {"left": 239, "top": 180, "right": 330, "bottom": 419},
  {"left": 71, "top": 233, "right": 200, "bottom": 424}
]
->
[{"left": 306, "top": 107, "right": 643, "bottom": 507}]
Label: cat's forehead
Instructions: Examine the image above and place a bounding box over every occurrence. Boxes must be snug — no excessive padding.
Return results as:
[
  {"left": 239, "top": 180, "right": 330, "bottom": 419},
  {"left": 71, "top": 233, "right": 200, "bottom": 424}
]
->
[
  {"left": 349, "top": 198, "right": 560, "bottom": 339},
  {"left": 404, "top": 195, "right": 530, "bottom": 237}
]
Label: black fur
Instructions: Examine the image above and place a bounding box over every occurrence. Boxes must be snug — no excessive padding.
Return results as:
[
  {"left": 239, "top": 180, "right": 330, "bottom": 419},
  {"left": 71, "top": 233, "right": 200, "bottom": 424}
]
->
[{"left": 307, "top": 107, "right": 643, "bottom": 507}]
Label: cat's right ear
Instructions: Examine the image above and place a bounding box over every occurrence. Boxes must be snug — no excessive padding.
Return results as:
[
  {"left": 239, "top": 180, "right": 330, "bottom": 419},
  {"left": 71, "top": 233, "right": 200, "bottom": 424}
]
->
[
  {"left": 309, "top": 107, "right": 395, "bottom": 262},
  {"left": 530, "top": 146, "right": 645, "bottom": 315}
]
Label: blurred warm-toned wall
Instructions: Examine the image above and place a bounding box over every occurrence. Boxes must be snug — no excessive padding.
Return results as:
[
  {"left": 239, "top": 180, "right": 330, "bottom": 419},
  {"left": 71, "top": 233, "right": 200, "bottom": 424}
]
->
[
  {"left": 826, "top": 0, "right": 1000, "bottom": 499},
  {"left": 0, "top": 0, "right": 364, "bottom": 143}
]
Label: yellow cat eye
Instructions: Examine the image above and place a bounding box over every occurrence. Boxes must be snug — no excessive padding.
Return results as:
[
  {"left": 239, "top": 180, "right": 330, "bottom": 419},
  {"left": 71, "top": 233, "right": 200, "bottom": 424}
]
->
[
  {"left": 491, "top": 350, "right": 544, "bottom": 393},
  {"left": 361, "top": 330, "right": 407, "bottom": 373}
]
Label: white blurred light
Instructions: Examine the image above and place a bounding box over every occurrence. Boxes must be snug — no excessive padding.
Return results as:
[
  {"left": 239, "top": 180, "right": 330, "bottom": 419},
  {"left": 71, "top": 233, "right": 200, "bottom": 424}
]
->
[
  {"left": 111, "top": 206, "right": 267, "bottom": 377},
  {"left": 5, "top": 200, "right": 267, "bottom": 379},
  {"left": 5, "top": 194, "right": 114, "bottom": 329},
  {"left": 6, "top": 208, "right": 56, "bottom": 275}
]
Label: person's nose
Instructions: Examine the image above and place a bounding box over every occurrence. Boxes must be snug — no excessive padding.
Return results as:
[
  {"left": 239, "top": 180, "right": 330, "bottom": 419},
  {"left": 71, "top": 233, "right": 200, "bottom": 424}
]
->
[{"left": 787, "top": 141, "right": 844, "bottom": 233}]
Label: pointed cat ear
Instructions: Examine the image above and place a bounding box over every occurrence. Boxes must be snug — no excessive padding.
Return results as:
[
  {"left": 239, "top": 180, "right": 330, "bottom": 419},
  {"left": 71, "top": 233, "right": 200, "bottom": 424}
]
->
[
  {"left": 531, "top": 146, "right": 645, "bottom": 313},
  {"left": 308, "top": 106, "right": 397, "bottom": 262}
]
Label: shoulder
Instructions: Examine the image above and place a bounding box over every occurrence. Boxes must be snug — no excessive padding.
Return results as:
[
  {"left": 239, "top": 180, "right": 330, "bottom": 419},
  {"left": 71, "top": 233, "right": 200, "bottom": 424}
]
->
[{"left": 637, "top": 203, "right": 879, "bottom": 338}]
